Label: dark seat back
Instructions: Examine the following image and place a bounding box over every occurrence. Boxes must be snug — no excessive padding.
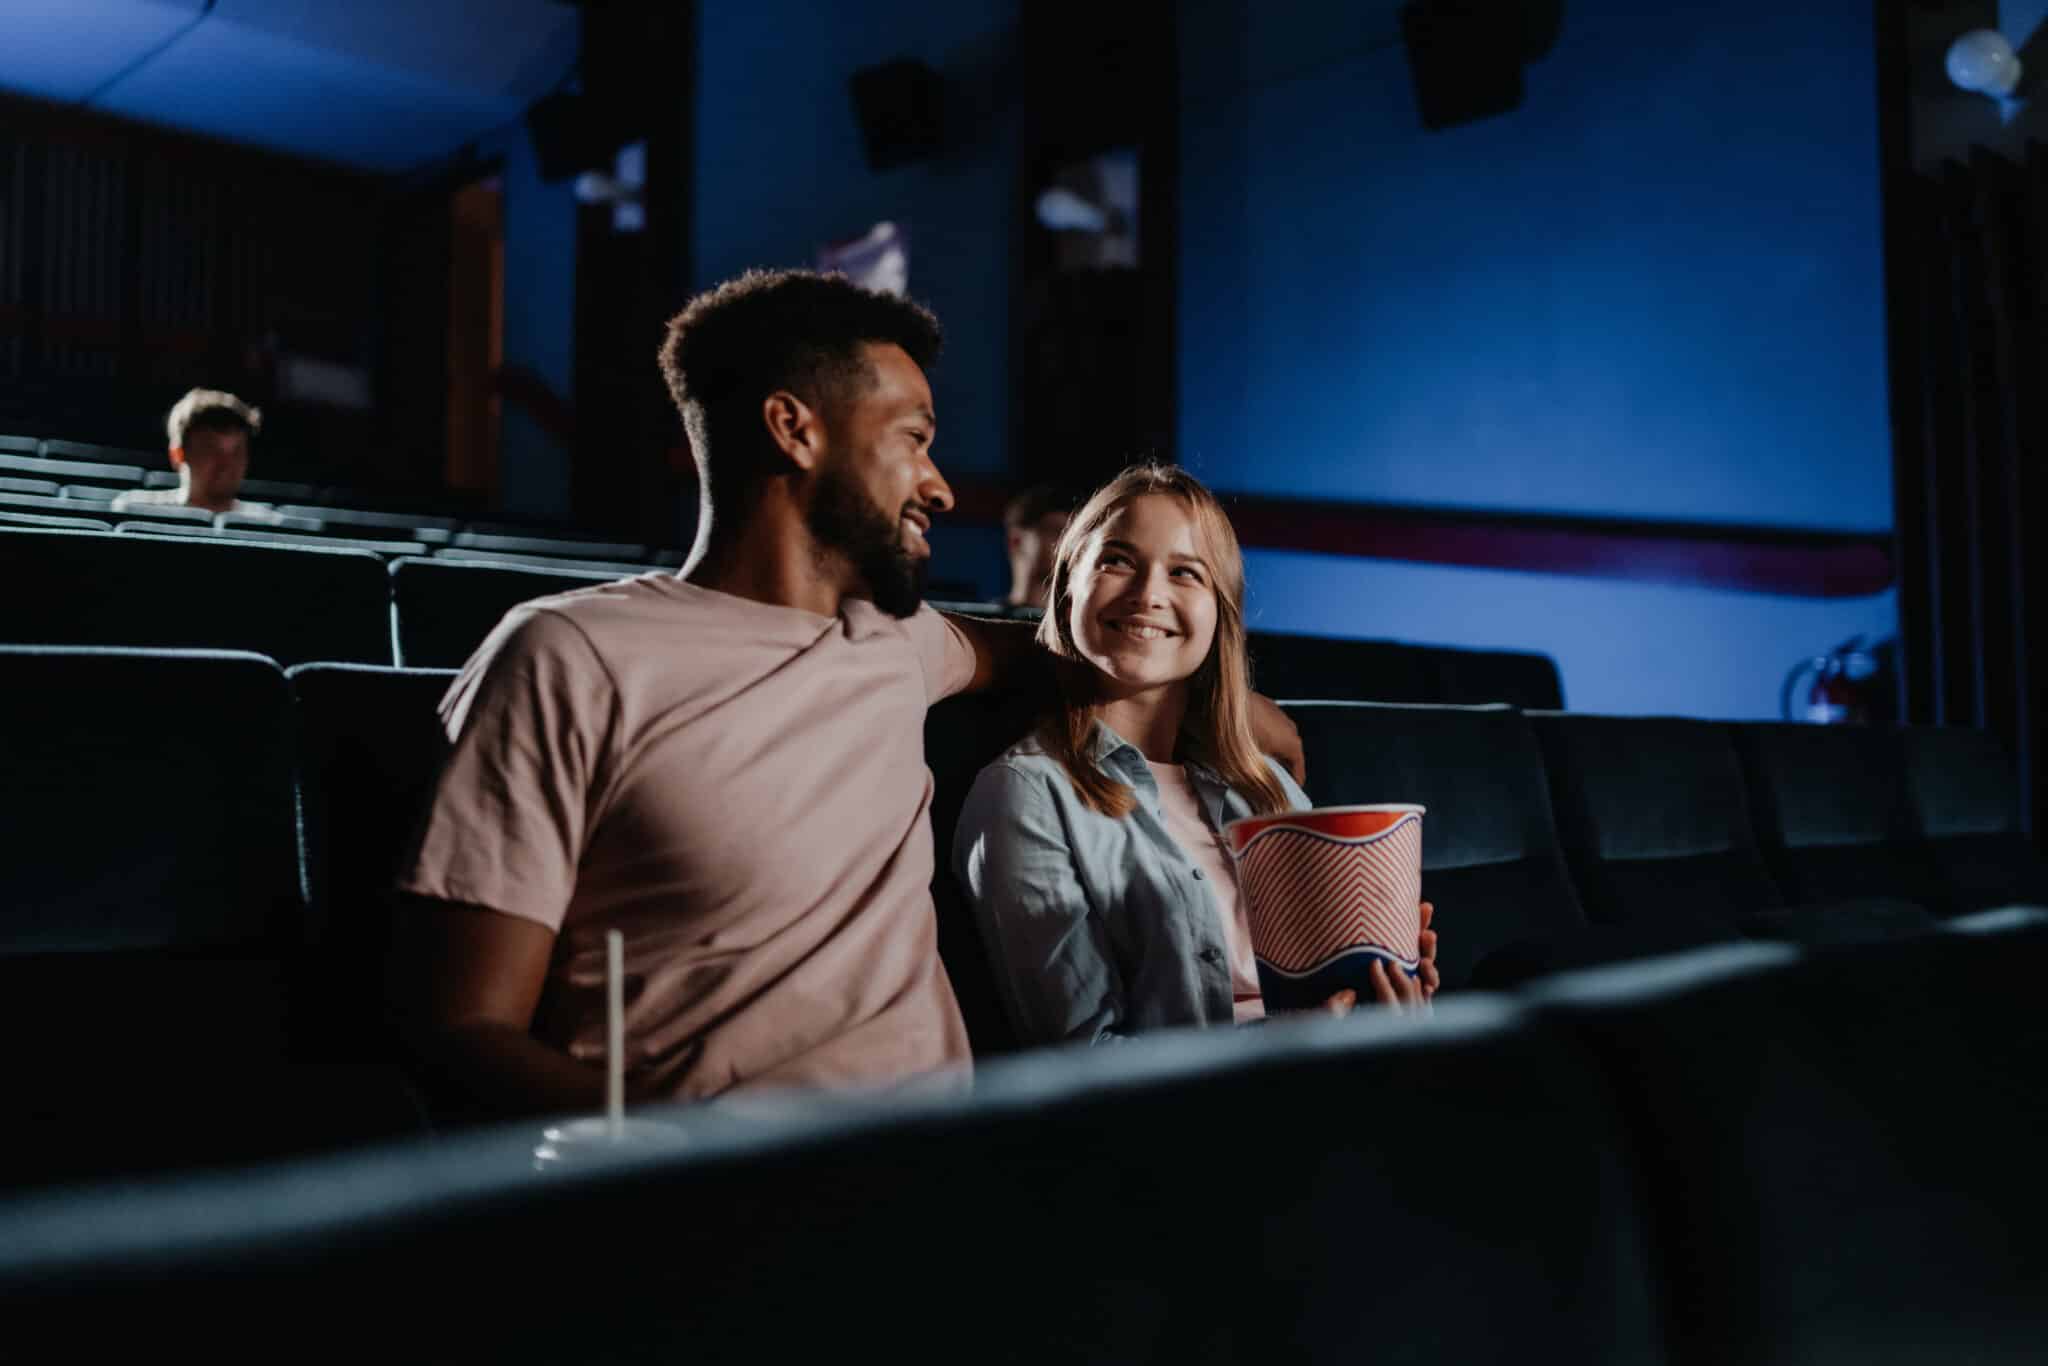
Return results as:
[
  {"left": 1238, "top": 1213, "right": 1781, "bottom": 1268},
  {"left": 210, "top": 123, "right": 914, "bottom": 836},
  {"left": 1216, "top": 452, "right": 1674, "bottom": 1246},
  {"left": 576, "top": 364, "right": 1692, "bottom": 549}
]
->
[
  {"left": 1284, "top": 701, "right": 1587, "bottom": 986},
  {"left": 0, "top": 449, "right": 144, "bottom": 488},
  {"left": 1900, "top": 724, "right": 2048, "bottom": 913},
  {"left": 0, "top": 646, "right": 304, "bottom": 1133},
  {"left": 0, "top": 647, "right": 301, "bottom": 954},
  {"left": 1437, "top": 644, "right": 1566, "bottom": 708},
  {"left": 1736, "top": 723, "right": 1946, "bottom": 911},
  {"left": 0, "top": 510, "right": 109, "bottom": 532},
  {"left": 288, "top": 663, "right": 458, "bottom": 1058},
  {"left": 1248, "top": 630, "right": 1440, "bottom": 701},
  {"left": 0, "top": 1003, "right": 1665, "bottom": 1366},
  {"left": 1533, "top": 925, "right": 2048, "bottom": 1365},
  {"left": 924, "top": 688, "right": 1044, "bottom": 1056},
  {"left": 1534, "top": 713, "right": 1777, "bottom": 928},
  {"left": 452, "top": 528, "right": 646, "bottom": 561},
  {"left": 1248, "top": 630, "right": 1565, "bottom": 708},
  {"left": 0, "top": 528, "right": 391, "bottom": 665},
  {"left": 390, "top": 557, "right": 628, "bottom": 668}
]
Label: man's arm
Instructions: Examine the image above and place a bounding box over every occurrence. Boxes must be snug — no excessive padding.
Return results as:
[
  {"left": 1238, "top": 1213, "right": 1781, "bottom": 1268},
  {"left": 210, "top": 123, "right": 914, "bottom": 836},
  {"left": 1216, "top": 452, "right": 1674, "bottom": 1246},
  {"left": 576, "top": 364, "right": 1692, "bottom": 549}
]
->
[
  {"left": 941, "top": 611, "right": 1052, "bottom": 696},
  {"left": 388, "top": 897, "right": 608, "bottom": 1117}
]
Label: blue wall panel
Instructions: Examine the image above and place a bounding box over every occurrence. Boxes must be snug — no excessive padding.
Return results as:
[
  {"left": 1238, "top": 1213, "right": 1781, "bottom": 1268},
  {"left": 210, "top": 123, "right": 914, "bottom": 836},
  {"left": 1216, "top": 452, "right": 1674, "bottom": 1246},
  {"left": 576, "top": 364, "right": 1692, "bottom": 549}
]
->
[
  {"left": 1178, "top": 0, "right": 1897, "bottom": 716},
  {"left": 691, "top": 0, "right": 1020, "bottom": 483}
]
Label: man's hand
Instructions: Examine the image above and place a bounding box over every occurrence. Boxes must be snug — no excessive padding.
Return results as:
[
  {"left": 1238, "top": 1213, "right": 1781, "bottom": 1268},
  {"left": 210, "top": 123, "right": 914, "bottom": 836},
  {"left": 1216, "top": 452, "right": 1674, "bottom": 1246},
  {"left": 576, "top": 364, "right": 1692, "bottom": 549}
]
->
[{"left": 1249, "top": 693, "right": 1307, "bottom": 786}]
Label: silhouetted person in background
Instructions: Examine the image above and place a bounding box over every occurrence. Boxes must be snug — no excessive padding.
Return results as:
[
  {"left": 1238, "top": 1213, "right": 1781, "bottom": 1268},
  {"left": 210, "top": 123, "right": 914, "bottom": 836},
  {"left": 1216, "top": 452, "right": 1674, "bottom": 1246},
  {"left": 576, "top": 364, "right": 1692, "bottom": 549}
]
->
[
  {"left": 1003, "top": 483, "right": 1071, "bottom": 610},
  {"left": 111, "top": 388, "right": 278, "bottom": 519}
]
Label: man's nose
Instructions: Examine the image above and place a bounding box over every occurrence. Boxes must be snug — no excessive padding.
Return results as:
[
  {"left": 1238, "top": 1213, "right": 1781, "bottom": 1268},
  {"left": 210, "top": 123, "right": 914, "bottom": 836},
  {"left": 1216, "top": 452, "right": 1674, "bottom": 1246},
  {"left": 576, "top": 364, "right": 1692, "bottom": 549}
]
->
[{"left": 917, "top": 459, "right": 954, "bottom": 515}]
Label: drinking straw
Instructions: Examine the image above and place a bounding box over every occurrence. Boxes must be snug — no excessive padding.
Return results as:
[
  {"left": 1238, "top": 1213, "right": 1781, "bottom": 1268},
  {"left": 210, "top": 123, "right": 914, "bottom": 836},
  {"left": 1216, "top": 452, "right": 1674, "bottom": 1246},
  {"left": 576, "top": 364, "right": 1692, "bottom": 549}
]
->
[{"left": 606, "top": 929, "right": 624, "bottom": 1140}]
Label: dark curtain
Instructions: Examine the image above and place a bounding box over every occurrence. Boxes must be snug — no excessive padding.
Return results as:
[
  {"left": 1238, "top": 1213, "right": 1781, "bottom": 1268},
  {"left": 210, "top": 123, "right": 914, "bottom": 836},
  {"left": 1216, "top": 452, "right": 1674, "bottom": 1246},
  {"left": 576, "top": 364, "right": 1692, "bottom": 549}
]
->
[{"left": 1891, "top": 142, "right": 2048, "bottom": 838}]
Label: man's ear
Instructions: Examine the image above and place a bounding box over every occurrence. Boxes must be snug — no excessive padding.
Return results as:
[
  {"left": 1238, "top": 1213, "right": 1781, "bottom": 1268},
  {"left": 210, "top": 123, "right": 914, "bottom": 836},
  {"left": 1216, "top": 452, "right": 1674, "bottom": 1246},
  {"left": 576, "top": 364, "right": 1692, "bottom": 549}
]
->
[
  {"left": 761, "top": 390, "right": 825, "bottom": 473},
  {"left": 167, "top": 445, "right": 187, "bottom": 471}
]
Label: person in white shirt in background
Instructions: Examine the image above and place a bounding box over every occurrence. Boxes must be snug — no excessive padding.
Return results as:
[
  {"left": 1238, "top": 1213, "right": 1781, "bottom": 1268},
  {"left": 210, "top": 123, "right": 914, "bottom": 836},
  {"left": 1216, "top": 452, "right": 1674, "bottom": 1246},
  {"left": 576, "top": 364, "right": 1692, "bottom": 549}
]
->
[{"left": 111, "top": 387, "right": 280, "bottom": 521}]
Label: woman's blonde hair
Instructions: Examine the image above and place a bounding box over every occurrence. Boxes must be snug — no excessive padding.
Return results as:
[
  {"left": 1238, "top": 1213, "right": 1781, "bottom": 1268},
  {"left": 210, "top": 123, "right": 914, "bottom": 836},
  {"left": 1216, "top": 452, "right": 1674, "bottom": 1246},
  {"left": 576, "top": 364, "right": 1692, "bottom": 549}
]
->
[{"left": 1034, "top": 463, "right": 1290, "bottom": 820}]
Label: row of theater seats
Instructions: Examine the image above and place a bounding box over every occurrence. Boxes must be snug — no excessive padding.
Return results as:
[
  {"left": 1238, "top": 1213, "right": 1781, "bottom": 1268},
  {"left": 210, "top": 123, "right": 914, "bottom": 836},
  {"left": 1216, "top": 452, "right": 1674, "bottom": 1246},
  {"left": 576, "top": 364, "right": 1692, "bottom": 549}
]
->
[
  {"left": 926, "top": 688, "right": 2046, "bottom": 1051},
  {"left": 0, "top": 438, "right": 676, "bottom": 572},
  {"left": 0, "top": 523, "right": 1568, "bottom": 699},
  {"left": 3, "top": 645, "right": 2037, "bottom": 1173},
  {"left": 2, "top": 916, "right": 2043, "bottom": 1363}
]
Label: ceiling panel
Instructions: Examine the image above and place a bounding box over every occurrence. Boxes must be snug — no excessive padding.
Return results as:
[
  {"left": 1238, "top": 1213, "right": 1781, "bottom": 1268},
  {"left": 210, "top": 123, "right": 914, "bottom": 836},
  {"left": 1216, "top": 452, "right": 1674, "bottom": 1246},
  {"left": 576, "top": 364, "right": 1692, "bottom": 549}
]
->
[
  {"left": 0, "top": 0, "right": 577, "bottom": 174},
  {"left": 0, "top": 0, "right": 204, "bottom": 104}
]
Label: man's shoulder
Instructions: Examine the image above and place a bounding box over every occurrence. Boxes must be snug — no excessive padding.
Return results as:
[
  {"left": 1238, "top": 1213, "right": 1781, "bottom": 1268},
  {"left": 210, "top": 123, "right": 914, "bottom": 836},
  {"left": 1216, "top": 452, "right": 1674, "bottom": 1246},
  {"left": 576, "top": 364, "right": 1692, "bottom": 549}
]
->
[{"left": 464, "top": 576, "right": 668, "bottom": 671}]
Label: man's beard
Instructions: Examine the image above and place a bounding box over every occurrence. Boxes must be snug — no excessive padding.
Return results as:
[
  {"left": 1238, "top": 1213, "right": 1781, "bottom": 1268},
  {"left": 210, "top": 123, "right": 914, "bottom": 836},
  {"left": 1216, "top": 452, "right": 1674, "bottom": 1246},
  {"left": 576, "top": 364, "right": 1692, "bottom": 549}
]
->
[{"left": 807, "top": 463, "right": 928, "bottom": 618}]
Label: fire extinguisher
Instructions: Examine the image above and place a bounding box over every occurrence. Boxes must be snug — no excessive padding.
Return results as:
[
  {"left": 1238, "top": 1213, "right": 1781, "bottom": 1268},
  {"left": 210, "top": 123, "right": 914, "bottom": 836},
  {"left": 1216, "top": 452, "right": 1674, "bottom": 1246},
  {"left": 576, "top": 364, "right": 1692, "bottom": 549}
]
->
[{"left": 1781, "top": 635, "right": 1879, "bottom": 724}]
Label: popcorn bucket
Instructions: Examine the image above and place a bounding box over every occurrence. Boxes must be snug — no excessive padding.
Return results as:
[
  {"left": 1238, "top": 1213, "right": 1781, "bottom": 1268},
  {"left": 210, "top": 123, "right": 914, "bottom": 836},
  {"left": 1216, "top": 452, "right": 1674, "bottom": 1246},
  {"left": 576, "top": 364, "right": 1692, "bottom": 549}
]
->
[{"left": 1222, "top": 804, "right": 1425, "bottom": 1012}]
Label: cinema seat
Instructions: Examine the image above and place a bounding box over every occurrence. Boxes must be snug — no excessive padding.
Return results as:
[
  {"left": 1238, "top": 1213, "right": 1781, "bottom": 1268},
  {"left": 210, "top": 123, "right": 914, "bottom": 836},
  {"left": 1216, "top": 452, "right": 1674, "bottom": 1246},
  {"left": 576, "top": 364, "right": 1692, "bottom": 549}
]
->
[
  {"left": 1736, "top": 723, "right": 1947, "bottom": 911},
  {"left": 0, "top": 527, "right": 392, "bottom": 665},
  {"left": 39, "top": 438, "right": 153, "bottom": 468},
  {"left": 276, "top": 503, "right": 458, "bottom": 543},
  {"left": 0, "top": 1001, "right": 1664, "bottom": 1366},
  {"left": 0, "top": 650, "right": 291, "bottom": 1157},
  {"left": 0, "top": 510, "right": 109, "bottom": 532},
  {"left": 390, "top": 557, "right": 629, "bottom": 667},
  {"left": 451, "top": 528, "right": 647, "bottom": 562},
  {"left": 1532, "top": 926, "right": 2048, "bottom": 1365},
  {"left": 1533, "top": 714, "right": 1784, "bottom": 924},
  {"left": 289, "top": 663, "right": 458, "bottom": 1061},
  {"left": 1437, "top": 644, "right": 1566, "bottom": 709},
  {"left": 432, "top": 545, "right": 656, "bottom": 577},
  {"left": 1283, "top": 701, "right": 1588, "bottom": 987},
  {"left": 0, "top": 450, "right": 143, "bottom": 489},
  {"left": 1248, "top": 630, "right": 1440, "bottom": 702},
  {"left": 111, "top": 504, "right": 214, "bottom": 528},
  {"left": 925, "top": 688, "right": 1045, "bottom": 1055},
  {"left": 1900, "top": 725, "right": 2048, "bottom": 913}
]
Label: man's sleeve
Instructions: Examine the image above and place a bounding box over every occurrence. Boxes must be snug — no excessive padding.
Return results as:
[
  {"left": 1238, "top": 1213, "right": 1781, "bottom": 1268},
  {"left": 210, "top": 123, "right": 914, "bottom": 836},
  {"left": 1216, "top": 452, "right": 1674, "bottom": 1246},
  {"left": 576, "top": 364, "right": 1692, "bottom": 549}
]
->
[
  {"left": 395, "top": 608, "right": 617, "bottom": 931},
  {"left": 906, "top": 602, "right": 978, "bottom": 704}
]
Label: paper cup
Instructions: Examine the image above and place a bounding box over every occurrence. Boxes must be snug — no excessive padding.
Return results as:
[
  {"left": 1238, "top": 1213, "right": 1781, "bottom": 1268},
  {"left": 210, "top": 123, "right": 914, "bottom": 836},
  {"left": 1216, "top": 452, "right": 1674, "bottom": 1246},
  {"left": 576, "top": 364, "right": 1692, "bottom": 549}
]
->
[{"left": 1222, "top": 804, "right": 1425, "bottom": 1012}]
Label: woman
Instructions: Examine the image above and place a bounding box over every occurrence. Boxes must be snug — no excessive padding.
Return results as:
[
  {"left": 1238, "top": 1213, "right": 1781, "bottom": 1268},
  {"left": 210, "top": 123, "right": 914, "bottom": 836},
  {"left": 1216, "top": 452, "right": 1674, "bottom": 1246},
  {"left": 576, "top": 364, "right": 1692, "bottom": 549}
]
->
[{"left": 953, "top": 464, "right": 1438, "bottom": 1047}]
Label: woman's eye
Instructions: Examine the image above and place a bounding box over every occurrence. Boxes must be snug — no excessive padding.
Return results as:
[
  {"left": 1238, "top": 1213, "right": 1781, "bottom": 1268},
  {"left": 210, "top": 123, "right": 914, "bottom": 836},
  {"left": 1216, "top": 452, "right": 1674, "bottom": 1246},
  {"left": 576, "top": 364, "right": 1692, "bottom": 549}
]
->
[{"left": 1172, "top": 566, "right": 1204, "bottom": 583}]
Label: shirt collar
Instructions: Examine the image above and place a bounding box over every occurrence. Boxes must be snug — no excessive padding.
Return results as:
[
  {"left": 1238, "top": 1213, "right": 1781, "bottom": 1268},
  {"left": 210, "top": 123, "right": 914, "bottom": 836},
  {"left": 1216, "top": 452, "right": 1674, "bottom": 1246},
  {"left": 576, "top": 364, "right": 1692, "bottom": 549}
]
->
[{"left": 1084, "top": 718, "right": 1226, "bottom": 793}]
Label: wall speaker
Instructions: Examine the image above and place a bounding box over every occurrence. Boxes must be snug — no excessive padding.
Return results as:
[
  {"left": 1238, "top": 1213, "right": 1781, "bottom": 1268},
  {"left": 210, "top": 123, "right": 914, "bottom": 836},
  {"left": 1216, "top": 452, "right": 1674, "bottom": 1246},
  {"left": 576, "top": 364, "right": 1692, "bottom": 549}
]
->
[
  {"left": 849, "top": 59, "right": 944, "bottom": 171},
  {"left": 1399, "top": 0, "right": 1562, "bottom": 131},
  {"left": 525, "top": 91, "right": 624, "bottom": 184}
]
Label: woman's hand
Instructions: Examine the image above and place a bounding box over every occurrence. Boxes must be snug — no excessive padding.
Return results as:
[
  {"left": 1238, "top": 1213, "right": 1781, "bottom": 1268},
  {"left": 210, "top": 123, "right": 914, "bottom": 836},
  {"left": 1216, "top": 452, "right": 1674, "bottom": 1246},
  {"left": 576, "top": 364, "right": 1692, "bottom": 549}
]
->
[
  {"left": 1417, "top": 900, "right": 1440, "bottom": 1000},
  {"left": 1367, "top": 957, "right": 1429, "bottom": 1012}
]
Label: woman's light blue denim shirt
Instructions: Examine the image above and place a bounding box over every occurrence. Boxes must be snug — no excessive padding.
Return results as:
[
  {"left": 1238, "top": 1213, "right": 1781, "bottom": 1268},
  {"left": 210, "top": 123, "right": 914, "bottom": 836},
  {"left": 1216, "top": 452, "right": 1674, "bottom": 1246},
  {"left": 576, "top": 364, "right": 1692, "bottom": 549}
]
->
[{"left": 952, "top": 719, "right": 1309, "bottom": 1047}]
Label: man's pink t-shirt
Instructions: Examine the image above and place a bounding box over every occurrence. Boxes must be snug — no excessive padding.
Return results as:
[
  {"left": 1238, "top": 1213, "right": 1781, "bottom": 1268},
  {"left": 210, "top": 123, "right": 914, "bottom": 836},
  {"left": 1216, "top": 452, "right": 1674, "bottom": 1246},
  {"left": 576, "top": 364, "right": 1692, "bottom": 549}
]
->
[{"left": 396, "top": 574, "right": 979, "bottom": 1102}]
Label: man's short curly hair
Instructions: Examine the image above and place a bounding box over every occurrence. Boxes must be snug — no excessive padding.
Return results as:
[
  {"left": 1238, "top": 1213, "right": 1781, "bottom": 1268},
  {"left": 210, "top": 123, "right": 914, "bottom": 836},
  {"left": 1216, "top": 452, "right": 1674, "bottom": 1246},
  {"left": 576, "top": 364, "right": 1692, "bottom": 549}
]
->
[{"left": 657, "top": 269, "right": 942, "bottom": 511}]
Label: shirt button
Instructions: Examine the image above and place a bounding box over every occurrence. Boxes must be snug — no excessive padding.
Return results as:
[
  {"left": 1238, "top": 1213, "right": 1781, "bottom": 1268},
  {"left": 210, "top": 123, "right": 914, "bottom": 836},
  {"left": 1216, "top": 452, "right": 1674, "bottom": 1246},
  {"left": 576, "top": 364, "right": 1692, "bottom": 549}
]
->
[
  {"left": 1191, "top": 868, "right": 1205, "bottom": 880},
  {"left": 1200, "top": 947, "right": 1222, "bottom": 964}
]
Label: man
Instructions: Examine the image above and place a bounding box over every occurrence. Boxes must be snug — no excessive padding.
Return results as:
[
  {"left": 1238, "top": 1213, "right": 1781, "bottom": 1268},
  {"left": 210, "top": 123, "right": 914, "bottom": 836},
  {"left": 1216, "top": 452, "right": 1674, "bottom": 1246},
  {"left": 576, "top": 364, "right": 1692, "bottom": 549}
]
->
[
  {"left": 110, "top": 388, "right": 279, "bottom": 519},
  {"left": 392, "top": 269, "right": 1303, "bottom": 1114},
  {"left": 1002, "top": 483, "right": 1070, "bottom": 611}
]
